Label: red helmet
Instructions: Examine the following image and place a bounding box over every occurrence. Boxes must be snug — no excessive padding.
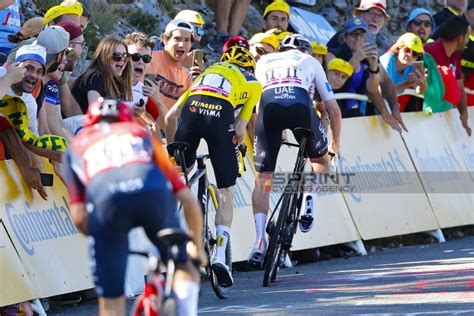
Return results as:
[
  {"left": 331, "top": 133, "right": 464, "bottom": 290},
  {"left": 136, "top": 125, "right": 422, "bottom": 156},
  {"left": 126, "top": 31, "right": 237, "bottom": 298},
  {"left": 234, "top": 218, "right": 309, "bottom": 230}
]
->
[
  {"left": 84, "top": 98, "right": 135, "bottom": 126},
  {"left": 222, "top": 36, "right": 249, "bottom": 53}
]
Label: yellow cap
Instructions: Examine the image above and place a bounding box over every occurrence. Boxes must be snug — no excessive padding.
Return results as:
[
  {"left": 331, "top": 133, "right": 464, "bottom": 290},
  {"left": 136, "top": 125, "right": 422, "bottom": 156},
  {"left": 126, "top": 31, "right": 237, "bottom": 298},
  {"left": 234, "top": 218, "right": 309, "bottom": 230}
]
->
[
  {"left": 43, "top": 3, "right": 83, "bottom": 25},
  {"left": 263, "top": 0, "right": 290, "bottom": 18},
  {"left": 327, "top": 58, "right": 354, "bottom": 77},
  {"left": 250, "top": 32, "right": 279, "bottom": 50},
  {"left": 396, "top": 32, "right": 424, "bottom": 53},
  {"left": 311, "top": 41, "right": 328, "bottom": 56},
  {"left": 175, "top": 9, "right": 205, "bottom": 26},
  {"left": 266, "top": 28, "right": 291, "bottom": 41}
]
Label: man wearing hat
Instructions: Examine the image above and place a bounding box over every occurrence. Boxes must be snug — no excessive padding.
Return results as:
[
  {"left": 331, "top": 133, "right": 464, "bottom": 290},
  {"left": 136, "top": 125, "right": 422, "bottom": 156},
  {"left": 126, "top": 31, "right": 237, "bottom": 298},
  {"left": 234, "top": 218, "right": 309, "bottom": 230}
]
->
[
  {"left": 434, "top": 0, "right": 468, "bottom": 29},
  {"left": 43, "top": 1, "right": 83, "bottom": 27},
  {"left": 406, "top": 8, "right": 436, "bottom": 43},
  {"left": 262, "top": 0, "right": 290, "bottom": 32}
]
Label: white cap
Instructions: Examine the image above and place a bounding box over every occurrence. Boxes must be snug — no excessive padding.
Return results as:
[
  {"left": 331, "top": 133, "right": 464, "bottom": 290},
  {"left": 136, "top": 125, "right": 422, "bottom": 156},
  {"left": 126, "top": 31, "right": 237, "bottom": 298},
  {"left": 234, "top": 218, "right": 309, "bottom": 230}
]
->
[
  {"left": 164, "top": 19, "right": 194, "bottom": 35},
  {"left": 15, "top": 44, "right": 47, "bottom": 66}
]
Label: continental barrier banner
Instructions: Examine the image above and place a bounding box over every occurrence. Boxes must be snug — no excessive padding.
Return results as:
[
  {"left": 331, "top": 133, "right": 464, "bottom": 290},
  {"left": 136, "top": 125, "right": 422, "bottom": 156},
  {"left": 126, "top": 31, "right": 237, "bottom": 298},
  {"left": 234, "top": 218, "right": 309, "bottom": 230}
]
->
[
  {"left": 401, "top": 109, "right": 474, "bottom": 228},
  {"left": 337, "top": 115, "right": 439, "bottom": 240},
  {"left": 0, "top": 158, "right": 93, "bottom": 306}
]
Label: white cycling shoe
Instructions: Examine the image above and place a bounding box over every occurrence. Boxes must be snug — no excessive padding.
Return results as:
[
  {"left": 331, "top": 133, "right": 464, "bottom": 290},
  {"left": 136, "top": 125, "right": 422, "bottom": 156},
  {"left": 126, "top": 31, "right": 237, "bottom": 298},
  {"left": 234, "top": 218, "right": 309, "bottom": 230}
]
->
[
  {"left": 247, "top": 239, "right": 267, "bottom": 269},
  {"left": 299, "top": 195, "right": 314, "bottom": 233},
  {"left": 211, "top": 256, "right": 234, "bottom": 287}
]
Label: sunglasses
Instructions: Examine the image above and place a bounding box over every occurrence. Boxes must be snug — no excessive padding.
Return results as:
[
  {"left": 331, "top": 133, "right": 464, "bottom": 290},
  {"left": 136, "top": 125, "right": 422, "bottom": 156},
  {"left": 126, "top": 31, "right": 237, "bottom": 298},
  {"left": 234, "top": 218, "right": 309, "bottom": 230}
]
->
[
  {"left": 255, "top": 46, "right": 271, "bottom": 55},
  {"left": 412, "top": 19, "right": 432, "bottom": 28},
  {"left": 194, "top": 26, "right": 205, "bottom": 37},
  {"left": 130, "top": 53, "right": 152, "bottom": 63},
  {"left": 111, "top": 52, "right": 129, "bottom": 62},
  {"left": 403, "top": 47, "right": 420, "bottom": 59}
]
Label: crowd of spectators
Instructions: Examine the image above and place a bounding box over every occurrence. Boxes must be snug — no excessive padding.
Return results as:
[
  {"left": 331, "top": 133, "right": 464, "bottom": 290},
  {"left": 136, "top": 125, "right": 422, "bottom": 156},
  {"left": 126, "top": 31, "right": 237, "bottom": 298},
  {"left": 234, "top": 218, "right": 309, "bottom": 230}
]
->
[{"left": 1, "top": 0, "right": 474, "bottom": 312}]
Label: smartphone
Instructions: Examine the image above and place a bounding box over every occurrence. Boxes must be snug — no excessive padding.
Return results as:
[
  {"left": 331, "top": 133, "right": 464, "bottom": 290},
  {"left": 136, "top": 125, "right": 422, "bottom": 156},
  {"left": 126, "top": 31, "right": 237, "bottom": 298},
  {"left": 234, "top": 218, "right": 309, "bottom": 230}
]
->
[
  {"left": 144, "top": 74, "right": 155, "bottom": 86},
  {"left": 40, "top": 173, "right": 54, "bottom": 187},
  {"left": 413, "top": 60, "right": 424, "bottom": 74},
  {"left": 192, "top": 49, "right": 204, "bottom": 66},
  {"left": 364, "top": 32, "right": 377, "bottom": 48}
]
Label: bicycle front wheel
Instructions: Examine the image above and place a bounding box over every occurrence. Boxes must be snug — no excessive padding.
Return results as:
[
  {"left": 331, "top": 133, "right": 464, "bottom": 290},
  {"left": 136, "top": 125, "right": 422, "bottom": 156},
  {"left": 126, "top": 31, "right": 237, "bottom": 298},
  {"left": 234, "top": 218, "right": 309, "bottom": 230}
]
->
[{"left": 263, "top": 193, "right": 291, "bottom": 287}]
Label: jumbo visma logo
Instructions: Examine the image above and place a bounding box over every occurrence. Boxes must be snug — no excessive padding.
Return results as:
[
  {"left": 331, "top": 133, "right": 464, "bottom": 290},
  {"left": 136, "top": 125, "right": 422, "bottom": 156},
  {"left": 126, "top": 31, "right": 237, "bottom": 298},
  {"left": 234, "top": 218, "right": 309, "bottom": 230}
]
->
[{"left": 5, "top": 196, "right": 79, "bottom": 255}]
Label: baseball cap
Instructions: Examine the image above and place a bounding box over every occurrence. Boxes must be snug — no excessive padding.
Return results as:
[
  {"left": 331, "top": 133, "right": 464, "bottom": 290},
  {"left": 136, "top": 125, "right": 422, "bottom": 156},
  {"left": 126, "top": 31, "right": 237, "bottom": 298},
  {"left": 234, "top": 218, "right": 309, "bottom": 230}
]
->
[
  {"left": 344, "top": 18, "right": 368, "bottom": 33},
  {"left": 327, "top": 58, "right": 354, "bottom": 77},
  {"left": 250, "top": 32, "right": 280, "bottom": 50},
  {"left": 43, "top": 3, "right": 83, "bottom": 25},
  {"left": 396, "top": 32, "right": 424, "bottom": 53},
  {"left": 407, "top": 8, "right": 435, "bottom": 30},
  {"left": 15, "top": 44, "right": 47, "bottom": 66},
  {"left": 356, "top": 0, "right": 390, "bottom": 19},
  {"left": 311, "top": 41, "right": 328, "bottom": 56},
  {"left": 164, "top": 19, "right": 194, "bottom": 35},
  {"left": 57, "top": 21, "right": 83, "bottom": 41},
  {"left": 35, "top": 26, "right": 70, "bottom": 54},
  {"left": 263, "top": 0, "right": 290, "bottom": 18},
  {"left": 8, "top": 17, "right": 44, "bottom": 43}
]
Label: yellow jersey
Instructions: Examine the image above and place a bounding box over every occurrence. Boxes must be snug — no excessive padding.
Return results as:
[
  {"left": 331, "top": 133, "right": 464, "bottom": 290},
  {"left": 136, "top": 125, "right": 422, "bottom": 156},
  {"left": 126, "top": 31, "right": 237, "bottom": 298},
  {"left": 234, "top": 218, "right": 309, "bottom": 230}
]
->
[{"left": 177, "top": 62, "right": 262, "bottom": 122}]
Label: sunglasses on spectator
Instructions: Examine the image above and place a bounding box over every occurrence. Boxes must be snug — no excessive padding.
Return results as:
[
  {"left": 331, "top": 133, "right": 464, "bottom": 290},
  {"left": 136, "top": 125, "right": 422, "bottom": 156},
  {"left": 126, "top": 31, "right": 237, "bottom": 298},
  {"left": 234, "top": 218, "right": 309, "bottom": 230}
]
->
[
  {"left": 412, "top": 19, "right": 432, "bottom": 28},
  {"left": 130, "top": 53, "right": 152, "bottom": 63},
  {"left": 403, "top": 47, "right": 420, "bottom": 58},
  {"left": 255, "top": 46, "right": 271, "bottom": 55},
  {"left": 195, "top": 26, "right": 205, "bottom": 37},
  {"left": 111, "top": 52, "right": 129, "bottom": 62}
]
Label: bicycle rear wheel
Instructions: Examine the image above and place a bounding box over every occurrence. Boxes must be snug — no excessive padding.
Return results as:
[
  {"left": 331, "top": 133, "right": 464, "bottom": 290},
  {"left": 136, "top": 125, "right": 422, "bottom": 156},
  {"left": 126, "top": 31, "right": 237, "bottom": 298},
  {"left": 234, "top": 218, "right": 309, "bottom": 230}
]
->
[
  {"left": 263, "top": 193, "right": 290, "bottom": 287},
  {"left": 205, "top": 184, "right": 232, "bottom": 299}
]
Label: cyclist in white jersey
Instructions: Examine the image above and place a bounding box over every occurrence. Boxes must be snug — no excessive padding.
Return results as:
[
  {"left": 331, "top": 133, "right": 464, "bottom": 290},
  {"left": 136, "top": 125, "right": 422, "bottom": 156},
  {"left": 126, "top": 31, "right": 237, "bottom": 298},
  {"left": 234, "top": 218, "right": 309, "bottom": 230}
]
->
[{"left": 249, "top": 34, "right": 342, "bottom": 267}]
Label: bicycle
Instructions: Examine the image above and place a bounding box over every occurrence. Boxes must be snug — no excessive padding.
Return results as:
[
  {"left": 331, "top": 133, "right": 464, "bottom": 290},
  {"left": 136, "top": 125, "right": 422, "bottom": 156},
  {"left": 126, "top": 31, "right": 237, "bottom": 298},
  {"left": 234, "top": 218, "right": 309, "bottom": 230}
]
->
[
  {"left": 166, "top": 141, "right": 233, "bottom": 299},
  {"left": 130, "top": 228, "right": 192, "bottom": 316},
  {"left": 262, "top": 127, "right": 313, "bottom": 287}
]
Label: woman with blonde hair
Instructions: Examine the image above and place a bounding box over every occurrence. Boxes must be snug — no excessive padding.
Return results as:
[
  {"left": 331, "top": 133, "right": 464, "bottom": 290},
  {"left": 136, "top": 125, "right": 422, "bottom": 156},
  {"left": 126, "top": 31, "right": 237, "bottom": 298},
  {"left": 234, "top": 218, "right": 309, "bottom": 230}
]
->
[{"left": 72, "top": 36, "right": 133, "bottom": 113}]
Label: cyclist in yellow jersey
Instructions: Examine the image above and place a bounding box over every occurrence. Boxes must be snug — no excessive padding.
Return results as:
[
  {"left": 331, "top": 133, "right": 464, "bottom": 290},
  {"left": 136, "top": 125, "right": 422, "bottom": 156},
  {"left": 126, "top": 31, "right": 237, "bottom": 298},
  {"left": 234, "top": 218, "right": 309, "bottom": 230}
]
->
[{"left": 165, "top": 46, "right": 262, "bottom": 287}]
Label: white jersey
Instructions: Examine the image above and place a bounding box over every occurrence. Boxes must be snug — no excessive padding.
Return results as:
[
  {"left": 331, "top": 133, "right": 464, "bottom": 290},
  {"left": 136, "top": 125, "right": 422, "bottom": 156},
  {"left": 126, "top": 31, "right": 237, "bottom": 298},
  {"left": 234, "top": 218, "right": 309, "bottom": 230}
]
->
[{"left": 255, "top": 49, "right": 335, "bottom": 102}]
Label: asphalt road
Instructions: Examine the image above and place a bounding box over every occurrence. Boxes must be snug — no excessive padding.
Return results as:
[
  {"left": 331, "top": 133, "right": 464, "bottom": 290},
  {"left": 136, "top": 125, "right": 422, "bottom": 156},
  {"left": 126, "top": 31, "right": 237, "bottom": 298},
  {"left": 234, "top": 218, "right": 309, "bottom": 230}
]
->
[{"left": 49, "top": 236, "right": 474, "bottom": 315}]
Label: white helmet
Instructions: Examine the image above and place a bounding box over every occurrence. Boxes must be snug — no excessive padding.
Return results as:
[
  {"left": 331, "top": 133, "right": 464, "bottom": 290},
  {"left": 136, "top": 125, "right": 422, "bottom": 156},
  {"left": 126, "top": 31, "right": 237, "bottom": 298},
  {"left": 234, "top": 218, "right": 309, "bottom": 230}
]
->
[{"left": 280, "top": 34, "right": 312, "bottom": 54}]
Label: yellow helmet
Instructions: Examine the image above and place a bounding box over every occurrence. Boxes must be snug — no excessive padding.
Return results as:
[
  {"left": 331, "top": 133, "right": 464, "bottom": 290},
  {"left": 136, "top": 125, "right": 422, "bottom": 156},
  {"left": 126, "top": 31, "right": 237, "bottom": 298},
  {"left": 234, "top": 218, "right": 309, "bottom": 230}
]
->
[
  {"left": 311, "top": 41, "right": 328, "bottom": 56},
  {"left": 175, "top": 9, "right": 205, "bottom": 26},
  {"left": 221, "top": 46, "right": 256, "bottom": 73},
  {"left": 396, "top": 32, "right": 424, "bottom": 53},
  {"left": 327, "top": 58, "right": 354, "bottom": 77}
]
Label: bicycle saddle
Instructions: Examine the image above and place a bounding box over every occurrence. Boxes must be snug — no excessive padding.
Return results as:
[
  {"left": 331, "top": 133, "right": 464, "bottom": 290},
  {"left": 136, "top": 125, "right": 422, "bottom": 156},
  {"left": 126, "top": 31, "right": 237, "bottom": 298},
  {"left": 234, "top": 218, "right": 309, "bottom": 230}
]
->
[
  {"left": 166, "top": 142, "right": 190, "bottom": 156},
  {"left": 293, "top": 127, "right": 313, "bottom": 140},
  {"left": 157, "top": 228, "right": 191, "bottom": 246}
]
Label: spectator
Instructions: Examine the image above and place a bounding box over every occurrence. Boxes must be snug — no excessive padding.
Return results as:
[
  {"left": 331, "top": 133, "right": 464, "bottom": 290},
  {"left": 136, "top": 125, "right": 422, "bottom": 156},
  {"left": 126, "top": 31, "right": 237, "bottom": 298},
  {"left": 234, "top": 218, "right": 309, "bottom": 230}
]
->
[
  {"left": 262, "top": 0, "right": 290, "bottom": 32},
  {"left": 326, "top": 18, "right": 394, "bottom": 126},
  {"left": 461, "top": 0, "right": 474, "bottom": 105},
  {"left": 406, "top": 8, "right": 435, "bottom": 43},
  {"left": 311, "top": 41, "right": 328, "bottom": 64},
  {"left": 434, "top": 0, "right": 467, "bottom": 28},
  {"left": 71, "top": 36, "right": 133, "bottom": 113},
  {"left": 318, "top": 58, "right": 354, "bottom": 129},
  {"left": 380, "top": 33, "right": 427, "bottom": 112},
  {"left": 61, "top": 0, "right": 91, "bottom": 30},
  {"left": 424, "top": 15, "right": 472, "bottom": 135},
  {"left": 43, "top": 1, "right": 83, "bottom": 27},
  {"left": 380, "top": 33, "right": 427, "bottom": 93},
  {"left": 249, "top": 31, "right": 279, "bottom": 61},
  {"left": 0, "top": 0, "right": 21, "bottom": 65},
  {"left": 175, "top": 9, "right": 206, "bottom": 69},
  {"left": 327, "top": 0, "right": 406, "bottom": 132},
  {"left": 210, "top": 0, "right": 252, "bottom": 51},
  {"left": 146, "top": 19, "right": 194, "bottom": 122},
  {"left": 124, "top": 32, "right": 166, "bottom": 133}
]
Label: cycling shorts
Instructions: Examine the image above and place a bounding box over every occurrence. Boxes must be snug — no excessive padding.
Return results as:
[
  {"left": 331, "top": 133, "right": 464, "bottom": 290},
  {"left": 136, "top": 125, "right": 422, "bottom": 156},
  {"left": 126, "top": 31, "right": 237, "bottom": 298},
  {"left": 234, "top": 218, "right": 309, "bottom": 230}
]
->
[
  {"left": 174, "top": 95, "right": 239, "bottom": 189},
  {"left": 254, "top": 86, "right": 328, "bottom": 173},
  {"left": 86, "top": 165, "right": 186, "bottom": 298}
]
